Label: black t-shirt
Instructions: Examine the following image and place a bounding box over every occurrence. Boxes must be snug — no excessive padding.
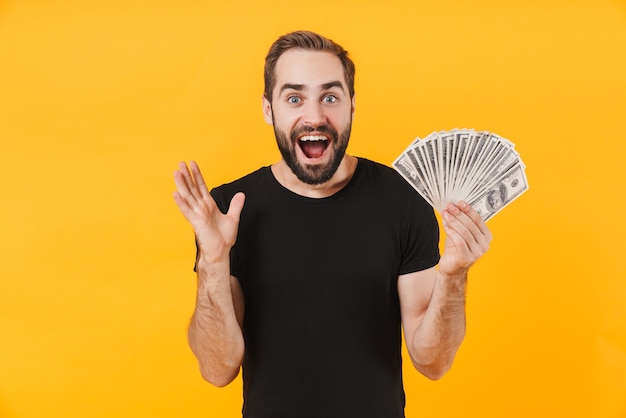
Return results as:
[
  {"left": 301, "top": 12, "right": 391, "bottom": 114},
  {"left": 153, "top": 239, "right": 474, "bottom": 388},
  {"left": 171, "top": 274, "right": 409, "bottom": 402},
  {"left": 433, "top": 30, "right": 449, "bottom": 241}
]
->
[{"left": 210, "top": 158, "right": 440, "bottom": 418}]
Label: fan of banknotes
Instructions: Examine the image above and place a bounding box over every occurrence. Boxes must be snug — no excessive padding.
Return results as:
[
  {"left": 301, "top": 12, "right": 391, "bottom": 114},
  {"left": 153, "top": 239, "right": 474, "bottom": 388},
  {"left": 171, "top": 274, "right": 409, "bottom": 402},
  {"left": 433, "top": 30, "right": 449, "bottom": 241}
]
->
[{"left": 393, "top": 129, "right": 528, "bottom": 221}]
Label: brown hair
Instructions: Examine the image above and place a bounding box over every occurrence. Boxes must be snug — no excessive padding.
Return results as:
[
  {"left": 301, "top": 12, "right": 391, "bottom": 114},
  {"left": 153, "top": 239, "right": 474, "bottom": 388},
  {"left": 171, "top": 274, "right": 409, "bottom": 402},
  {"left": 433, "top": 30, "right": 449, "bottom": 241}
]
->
[{"left": 263, "top": 30, "right": 356, "bottom": 101}]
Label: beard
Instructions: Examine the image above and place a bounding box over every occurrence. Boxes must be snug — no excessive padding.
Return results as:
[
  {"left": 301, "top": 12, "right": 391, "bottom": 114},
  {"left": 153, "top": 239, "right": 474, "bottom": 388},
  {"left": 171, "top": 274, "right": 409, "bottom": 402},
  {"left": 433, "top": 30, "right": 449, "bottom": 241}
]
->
[{"left": 273, "top": 121, "right": 352, "bottom": 186}]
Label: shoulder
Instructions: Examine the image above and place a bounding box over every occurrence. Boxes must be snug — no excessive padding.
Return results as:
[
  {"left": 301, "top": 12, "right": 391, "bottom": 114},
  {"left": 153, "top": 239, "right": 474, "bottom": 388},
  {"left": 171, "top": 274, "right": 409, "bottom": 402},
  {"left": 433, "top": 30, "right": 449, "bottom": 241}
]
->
[
  {"left": 357, "top": 158, "right": 411, "bottom": 183},
  {"left": 210, "top": 166, "right": 272, "bottom": 212},
  {"left": 216, "top": 166, "right": 270, "bottom": 189},
  {"left": 355, "top": 158, "right": 422, "bottom": 198},
  {"left": 355, "top": 157, "right": 435, "bottom": 217}
]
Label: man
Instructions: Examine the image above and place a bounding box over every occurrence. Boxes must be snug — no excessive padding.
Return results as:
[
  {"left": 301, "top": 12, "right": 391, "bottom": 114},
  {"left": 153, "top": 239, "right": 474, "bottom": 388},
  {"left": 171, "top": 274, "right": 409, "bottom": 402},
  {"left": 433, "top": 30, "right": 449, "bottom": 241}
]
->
[{"left": 173, "top": 30, "right": 492, "bottom": 418}]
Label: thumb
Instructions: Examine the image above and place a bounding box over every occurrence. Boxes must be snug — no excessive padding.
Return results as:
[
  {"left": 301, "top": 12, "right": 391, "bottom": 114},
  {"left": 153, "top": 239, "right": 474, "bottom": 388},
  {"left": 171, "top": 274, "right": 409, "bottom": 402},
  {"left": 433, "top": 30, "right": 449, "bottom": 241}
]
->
[{"left": 227, "top": 192, "right": 246, "bottom": 221}]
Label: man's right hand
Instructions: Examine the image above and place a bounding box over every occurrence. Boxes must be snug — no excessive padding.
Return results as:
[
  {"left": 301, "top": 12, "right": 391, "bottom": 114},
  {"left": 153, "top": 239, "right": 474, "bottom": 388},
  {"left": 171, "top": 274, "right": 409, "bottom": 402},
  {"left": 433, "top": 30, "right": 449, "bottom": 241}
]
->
[{"left": 173, "top": 161, "right": 245, "bottom": 264}]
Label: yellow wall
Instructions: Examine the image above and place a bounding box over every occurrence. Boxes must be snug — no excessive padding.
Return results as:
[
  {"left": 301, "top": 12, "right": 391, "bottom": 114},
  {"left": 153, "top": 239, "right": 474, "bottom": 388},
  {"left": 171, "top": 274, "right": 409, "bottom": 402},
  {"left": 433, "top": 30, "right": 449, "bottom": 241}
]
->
[{"left": 1, "top": 0, "right": 625, "bottom": 417}]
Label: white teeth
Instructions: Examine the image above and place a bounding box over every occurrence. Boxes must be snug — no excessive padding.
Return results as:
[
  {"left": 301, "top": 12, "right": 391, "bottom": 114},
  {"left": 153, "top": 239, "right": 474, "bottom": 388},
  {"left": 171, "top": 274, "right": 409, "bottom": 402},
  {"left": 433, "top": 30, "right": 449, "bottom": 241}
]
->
[{"left": 299, "top": 135, "right": 327, "bottom": 141}]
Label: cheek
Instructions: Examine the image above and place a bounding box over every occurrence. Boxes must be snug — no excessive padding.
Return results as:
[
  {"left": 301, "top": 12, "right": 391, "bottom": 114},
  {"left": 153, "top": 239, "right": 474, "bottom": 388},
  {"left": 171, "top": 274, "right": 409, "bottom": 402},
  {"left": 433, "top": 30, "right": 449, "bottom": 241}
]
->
[
  {"left": 331, "top": 106, "right": 354, "bottom": 125},
  {"left": 272, "top": 112, "right": 300, "bottom": 132}
]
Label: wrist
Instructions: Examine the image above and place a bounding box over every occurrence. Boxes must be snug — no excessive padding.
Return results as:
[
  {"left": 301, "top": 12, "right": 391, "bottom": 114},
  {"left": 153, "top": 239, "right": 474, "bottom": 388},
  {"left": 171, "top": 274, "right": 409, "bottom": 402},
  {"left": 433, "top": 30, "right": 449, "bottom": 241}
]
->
[
  {"left": 195, "top": 250, "right": 232, "bottom": 289},
  {"left": 437, "top": 269, "right": 468, "bottom": 295},
  {"left": 196, "top": 254, "right": 230, "bottom": 274}
]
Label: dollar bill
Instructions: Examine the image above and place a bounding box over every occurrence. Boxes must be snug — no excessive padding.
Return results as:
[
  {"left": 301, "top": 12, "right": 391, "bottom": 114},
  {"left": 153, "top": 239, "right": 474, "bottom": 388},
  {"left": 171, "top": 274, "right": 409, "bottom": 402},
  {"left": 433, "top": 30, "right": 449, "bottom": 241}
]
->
[
  {"left": 393, "top": 128, "right": 529, "bottom": 221},
  {"left": 469, "top": 161, "right": 529, "bottom": 221}
]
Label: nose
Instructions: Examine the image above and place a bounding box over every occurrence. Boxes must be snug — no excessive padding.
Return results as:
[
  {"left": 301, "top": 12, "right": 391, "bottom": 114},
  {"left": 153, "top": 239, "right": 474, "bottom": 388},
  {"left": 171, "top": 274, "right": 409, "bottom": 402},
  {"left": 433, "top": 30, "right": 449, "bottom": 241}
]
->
[{"left": 302, "top": 101, "right": 326, "bottom": 127}]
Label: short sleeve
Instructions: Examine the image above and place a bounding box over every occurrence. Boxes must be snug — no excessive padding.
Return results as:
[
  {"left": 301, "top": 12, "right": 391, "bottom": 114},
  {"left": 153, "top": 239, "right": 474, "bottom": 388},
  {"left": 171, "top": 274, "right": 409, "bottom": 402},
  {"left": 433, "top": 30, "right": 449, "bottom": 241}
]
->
[{"left": 398, "top": 190, "right": 440, "bottom": 275}]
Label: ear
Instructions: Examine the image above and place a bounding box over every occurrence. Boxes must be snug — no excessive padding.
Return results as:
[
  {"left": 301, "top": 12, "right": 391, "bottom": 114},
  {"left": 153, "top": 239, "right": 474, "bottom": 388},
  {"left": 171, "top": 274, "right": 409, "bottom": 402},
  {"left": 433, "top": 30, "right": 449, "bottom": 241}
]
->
[
  {"left": 351, "top": 95, "right": 356, "bottom": 117},
  {"left": 262, "top": 95, "right": 273, "bottom": 125}
]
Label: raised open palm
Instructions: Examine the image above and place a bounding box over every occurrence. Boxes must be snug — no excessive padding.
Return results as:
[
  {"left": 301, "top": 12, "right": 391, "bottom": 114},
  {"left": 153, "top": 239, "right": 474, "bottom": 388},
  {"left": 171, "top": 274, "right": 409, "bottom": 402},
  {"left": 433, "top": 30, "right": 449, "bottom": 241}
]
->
[{"left": 173, "top": 161, "right": 245, "bottom": 263}]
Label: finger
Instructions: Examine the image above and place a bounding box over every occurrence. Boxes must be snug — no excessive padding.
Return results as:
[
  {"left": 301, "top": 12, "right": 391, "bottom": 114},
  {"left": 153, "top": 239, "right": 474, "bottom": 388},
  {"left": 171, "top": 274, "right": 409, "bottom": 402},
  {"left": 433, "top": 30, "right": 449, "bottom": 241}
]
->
[
  {"left": 449, "top": 202, "right": 488, "bottom": 244},
  {"left": 178, "top": 161, "right": 203, "bottom": 201},
  {"left": 227, "top": 192, "right": 246, "bottom": 221},
  {"left": 442, "top": 216, "right": 470, "bottom": 253},
  {"left": 175, "top": 162, "right": 194, "bottom": 195},
  {"left": 173, "top": 170, "right": 205, "bottom": 222},
  {"left": 189, "top": 160, "right": 211, "bottom": 198},
  {"left": 445, "top": 202, "right": 491, "bottom": 256},
  {"left": 457, "top": 200, "right": 491, "bottom": 239},
  {"left": 173, "top": 169, "right": 194, "bottom": 200},
  {"left": 444, "top": 203, "right": 480, "bottom": 246},
  {"left": 456, "top": 201, "right": 492, "bottom": 253},
  {"left": 442, "top": 209, "right": 486, "bottom": 261},
  {"left": 172, "top": 190, "right": 194, "bottom": 219},
  {"left": 441, "top": 218, "right": 485, "bottom": 271}
]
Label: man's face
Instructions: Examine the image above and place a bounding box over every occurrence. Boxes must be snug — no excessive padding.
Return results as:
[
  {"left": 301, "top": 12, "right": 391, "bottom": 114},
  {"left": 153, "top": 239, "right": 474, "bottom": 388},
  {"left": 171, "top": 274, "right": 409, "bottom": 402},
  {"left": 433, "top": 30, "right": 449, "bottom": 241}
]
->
[{"left": 263, "top": 49, "right": 355, "bottom": 185}]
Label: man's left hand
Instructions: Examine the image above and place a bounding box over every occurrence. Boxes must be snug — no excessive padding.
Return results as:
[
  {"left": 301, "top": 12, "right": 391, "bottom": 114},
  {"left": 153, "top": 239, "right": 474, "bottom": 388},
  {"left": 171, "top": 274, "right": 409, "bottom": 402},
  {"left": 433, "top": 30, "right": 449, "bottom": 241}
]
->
[{"left": 439, "top": 201, "right": 492, "bottom": 278}]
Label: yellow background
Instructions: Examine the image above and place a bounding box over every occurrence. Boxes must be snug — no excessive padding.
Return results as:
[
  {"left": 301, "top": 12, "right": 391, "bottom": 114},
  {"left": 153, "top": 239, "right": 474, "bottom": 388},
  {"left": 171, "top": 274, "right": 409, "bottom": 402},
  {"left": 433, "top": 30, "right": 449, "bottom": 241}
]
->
[{"left": 1, "top": 0, "right": 625, "bottom": 417}]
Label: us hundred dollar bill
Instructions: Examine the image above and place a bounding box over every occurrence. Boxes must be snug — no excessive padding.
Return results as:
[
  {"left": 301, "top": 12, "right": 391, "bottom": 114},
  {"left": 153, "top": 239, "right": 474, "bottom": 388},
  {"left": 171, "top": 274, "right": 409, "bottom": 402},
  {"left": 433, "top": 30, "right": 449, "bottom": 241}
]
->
[{"left": 470, "top": 162, "right": 529, "bottom": 221}]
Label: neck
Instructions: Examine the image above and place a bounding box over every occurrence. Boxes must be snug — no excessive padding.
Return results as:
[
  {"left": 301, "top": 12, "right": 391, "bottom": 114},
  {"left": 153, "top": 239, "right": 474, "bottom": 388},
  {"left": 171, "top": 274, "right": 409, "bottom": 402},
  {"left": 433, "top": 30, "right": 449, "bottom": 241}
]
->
[{"left": 271, "top": 155, "right": 358, "bottom": 198}]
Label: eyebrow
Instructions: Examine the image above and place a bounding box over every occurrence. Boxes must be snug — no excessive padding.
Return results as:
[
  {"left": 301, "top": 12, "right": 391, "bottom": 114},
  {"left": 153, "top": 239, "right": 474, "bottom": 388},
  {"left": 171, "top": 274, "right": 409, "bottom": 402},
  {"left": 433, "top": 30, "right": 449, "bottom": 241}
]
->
[
  {"left": 321, "top": 81, "right": 345, "bottom": 91},
  {"left": 279, "top": 80, "right": 346, "bottom": 95}
]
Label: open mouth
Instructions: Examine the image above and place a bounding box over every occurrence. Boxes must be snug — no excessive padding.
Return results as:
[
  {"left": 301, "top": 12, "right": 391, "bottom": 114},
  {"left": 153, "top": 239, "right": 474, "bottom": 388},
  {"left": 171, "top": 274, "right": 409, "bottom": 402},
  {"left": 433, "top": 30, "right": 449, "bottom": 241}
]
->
[{"left": 298, "top": 135, "right": 329, "bottom": 159}]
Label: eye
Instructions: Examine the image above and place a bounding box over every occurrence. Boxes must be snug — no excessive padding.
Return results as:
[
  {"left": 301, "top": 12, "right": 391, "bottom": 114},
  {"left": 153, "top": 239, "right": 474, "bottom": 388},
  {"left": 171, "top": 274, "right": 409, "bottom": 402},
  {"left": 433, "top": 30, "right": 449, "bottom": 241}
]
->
[
  {"left": 322, "top": 95, "right": 337, "bottom": 103},
  {"left": 287, "top": 95, "right": 301, "bottom": 104}
]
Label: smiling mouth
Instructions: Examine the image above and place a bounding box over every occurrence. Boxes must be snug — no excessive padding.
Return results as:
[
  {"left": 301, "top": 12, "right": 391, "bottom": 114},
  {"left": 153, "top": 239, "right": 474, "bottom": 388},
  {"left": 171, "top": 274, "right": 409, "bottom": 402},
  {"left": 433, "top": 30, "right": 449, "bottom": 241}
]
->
[{"left": 299, "top": 135, "right": 329, "bottom": 159}]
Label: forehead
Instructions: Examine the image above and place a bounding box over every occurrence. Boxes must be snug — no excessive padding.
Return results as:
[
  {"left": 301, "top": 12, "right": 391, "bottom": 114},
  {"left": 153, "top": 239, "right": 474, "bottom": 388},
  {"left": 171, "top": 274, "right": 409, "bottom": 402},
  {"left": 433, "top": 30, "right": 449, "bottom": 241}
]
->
[{"left": 273, "top": 49, "right": 347, "bottom": 92}]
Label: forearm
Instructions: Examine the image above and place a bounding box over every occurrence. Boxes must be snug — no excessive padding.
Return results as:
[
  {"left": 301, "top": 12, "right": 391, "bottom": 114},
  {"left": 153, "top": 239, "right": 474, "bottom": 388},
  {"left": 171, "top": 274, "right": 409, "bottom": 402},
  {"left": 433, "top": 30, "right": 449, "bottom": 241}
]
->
[
  {"left": 407, "top": 270, "right": 467, "bottom": 380},
  {"left": 188, "top": 257, "right": 244, "bottom": 387}
]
